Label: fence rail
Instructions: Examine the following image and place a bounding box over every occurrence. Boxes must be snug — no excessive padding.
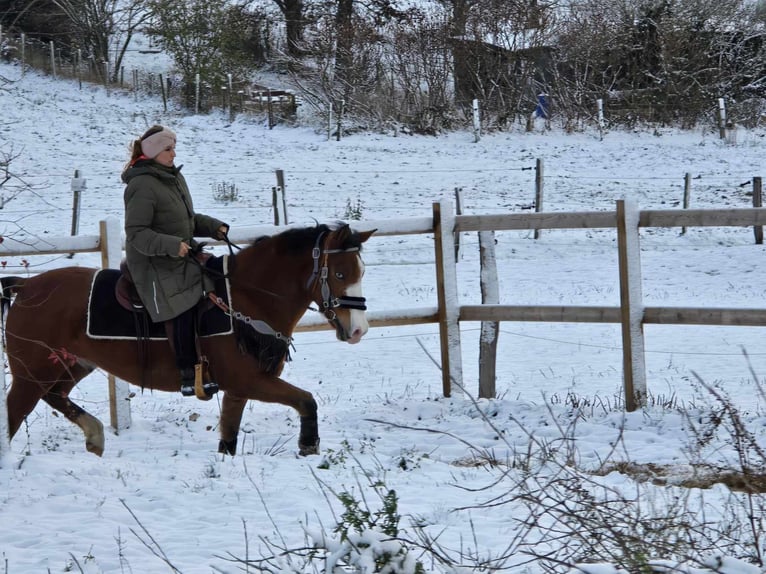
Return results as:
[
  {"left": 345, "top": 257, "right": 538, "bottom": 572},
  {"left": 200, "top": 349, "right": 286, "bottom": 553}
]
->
[{"left": 2, "top": 202, "right": 766, "bottom": 457}]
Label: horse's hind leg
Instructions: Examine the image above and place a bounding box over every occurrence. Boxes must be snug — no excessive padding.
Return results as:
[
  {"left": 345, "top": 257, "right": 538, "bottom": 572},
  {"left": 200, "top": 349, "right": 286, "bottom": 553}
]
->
[
  {"left": 42, "top": 384, "right": 104, "bottom": 457},
  {"left": 6, "top": 376, "right": 47, "bottom": 440},
  {"left": 41, "top": 365, "right": 104, "bottom": 456}
]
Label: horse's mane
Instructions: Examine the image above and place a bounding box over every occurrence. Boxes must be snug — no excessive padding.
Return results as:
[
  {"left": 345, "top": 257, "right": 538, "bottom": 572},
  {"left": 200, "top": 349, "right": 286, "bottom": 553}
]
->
[{"left": 255, "top": 223, "right": 365, "bottom": 254}]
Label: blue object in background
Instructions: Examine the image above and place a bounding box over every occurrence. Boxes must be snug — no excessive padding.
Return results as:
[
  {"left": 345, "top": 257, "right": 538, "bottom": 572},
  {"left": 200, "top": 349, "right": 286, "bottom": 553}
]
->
[{"left": 534, "top": 93, "right": 549, "bottom": 119}]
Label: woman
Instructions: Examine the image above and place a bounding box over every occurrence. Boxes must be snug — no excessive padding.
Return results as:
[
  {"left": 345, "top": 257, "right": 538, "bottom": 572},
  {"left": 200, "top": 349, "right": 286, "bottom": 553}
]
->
[{"left": 122, "top": 125, "right": 229, "bottom": 397}]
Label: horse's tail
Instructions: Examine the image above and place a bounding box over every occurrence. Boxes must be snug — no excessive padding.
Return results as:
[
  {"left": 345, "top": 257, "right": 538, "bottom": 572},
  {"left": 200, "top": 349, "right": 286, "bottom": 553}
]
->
[{"left": 1, "top": 276, "right": 25, "bottom": 322}]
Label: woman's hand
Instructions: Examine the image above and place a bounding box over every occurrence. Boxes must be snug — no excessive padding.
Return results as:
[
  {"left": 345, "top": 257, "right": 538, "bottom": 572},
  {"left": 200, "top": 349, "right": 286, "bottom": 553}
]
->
[
  {"left": 178, "top": 241, "right": 191, "bottom": 257},
  {"left": 215, "top": 225, "right": 230, "bottom": 240}
]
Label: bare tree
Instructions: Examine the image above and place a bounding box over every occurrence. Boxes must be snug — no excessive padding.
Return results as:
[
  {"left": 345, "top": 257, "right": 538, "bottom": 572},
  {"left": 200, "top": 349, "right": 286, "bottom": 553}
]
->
[
  {"left": 43, "top": 0, "right": 152, "bottom": 82},
  {"left": 269, "top": 0, "right": 306, "bottom": 58}
]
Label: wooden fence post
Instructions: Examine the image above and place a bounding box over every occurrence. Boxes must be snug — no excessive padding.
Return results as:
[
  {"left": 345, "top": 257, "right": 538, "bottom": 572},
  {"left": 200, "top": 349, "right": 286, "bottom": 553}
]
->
[
  {"left": 195, "top": 73, "right": 200, "bottom": 114},
  {"left": 0, "top": 342, "right": 10, "bottom": 465},
  {"left": 534, "top": 158, "right": 544, "bottom": 239},
  {"left": 272, "top": 169, "right": 287, "bottom": 226},
  {"left": 472, "top": 99, "right": 481, "bottom": 143},
  {"left": 753, "top": 177, "right": 763, "bottom": 245},
  {"left": 100, "top": 218, "right": 132, "bottom": 432},
  {"left": 159, "top": 73, "right": 167, "bottom": 112},
  {"left": 478, "top": 230, "right": 499, "bottom": 398},
  {"left": 454, "top": 187, "right": 463, "bottom": 259},
  {"left": 69, "top": 169, "right": 85, "bottom": 258},
  {"left": 49, "top": 40, "right": 56, "bottom": 78},
  {"left": 616, "top": 199, "right": 647, "bottom": 411},
  {"left": 681, "top": 172, "right": 691, "bottom": 235},
  {"left": 433, "top": 200, "right": 463, "bottom": 397},
  {"left": 597, "top": 98, "right": 605, "bottom": 140},
  {"left": 718, "top": 98, "right": 727, "bottom": 140},
  {"left": 20, "top": 32, "right": 25, "bottom": 77}
]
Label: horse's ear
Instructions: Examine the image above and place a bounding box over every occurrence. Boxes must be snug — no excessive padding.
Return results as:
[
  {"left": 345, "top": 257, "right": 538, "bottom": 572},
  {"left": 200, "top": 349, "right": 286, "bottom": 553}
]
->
[{"left": 357, "top": 229, "right": 376, "bottom": 244}]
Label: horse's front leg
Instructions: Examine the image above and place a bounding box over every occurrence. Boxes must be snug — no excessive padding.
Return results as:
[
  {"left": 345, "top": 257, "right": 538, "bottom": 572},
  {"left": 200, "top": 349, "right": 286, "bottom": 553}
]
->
[
  {"left": 218, "top": 393, "right": 247, "bottom": 455},
  {"left": 220, "top": 376, "right": 320, "bottom": 456}
]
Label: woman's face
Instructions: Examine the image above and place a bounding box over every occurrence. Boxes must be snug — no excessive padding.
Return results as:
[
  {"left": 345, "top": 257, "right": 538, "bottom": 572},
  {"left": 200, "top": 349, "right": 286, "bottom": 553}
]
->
[{"left": 154, "top": 144, "right": 176, "bottom": 167}]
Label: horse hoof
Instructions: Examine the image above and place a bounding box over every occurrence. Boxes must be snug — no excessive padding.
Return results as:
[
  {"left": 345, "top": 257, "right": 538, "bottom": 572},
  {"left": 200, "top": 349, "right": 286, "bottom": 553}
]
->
[
  {"left": 298, "top": 439, "right": 320, "bottom": 456},
  {"left": 86, "top": 441, "right": 104, "bottom": 457},
  {"left": 218, "top": 437, "right": 237, "bottom": 456}
]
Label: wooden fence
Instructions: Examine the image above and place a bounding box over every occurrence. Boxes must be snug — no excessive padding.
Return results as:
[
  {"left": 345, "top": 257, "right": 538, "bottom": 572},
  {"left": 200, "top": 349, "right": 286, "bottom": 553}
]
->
[
  {"left": 300, "top": 199, "right": 766, "bottom": 412},
  {"left": 3, "top": 201, "right": 766, "bottom": 459}
]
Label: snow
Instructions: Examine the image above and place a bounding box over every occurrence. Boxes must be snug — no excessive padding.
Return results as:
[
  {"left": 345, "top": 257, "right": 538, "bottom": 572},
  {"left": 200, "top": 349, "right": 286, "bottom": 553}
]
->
[{"left": 1, "top": 61, "right": 766, "bottom": 573}]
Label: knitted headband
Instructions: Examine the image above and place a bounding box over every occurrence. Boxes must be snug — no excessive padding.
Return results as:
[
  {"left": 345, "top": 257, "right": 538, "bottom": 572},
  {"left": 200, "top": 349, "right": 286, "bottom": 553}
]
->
[{"left": 140, "top": 127, "right": 176, "bottom": 159}]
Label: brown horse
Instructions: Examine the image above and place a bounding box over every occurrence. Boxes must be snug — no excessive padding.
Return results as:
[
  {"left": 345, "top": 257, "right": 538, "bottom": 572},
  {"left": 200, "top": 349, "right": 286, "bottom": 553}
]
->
[{"left": 2, "top": 223, "right": 374, "bottom": 457}]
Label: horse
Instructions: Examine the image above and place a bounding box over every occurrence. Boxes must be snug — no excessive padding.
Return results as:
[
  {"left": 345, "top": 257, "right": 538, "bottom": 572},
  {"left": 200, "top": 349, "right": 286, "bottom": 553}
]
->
[{"left": 1, "top": 223, "right": 374, "bottom": 457}]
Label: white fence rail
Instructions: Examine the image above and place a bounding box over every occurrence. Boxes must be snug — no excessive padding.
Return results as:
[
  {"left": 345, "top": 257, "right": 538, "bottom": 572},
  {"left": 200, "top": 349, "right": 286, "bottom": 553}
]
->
[{"left": 4, "top": 202, "right": 766, "bottom": 462}]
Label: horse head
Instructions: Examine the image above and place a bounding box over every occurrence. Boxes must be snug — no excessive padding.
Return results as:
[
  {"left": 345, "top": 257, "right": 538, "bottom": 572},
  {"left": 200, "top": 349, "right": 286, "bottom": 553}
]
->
[{"left": 308, "top": 224, "right": 375, "bottom": 344}]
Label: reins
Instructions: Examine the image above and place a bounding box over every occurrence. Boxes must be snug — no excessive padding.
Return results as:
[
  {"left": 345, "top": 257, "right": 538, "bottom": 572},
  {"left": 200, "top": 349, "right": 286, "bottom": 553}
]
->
[{"left": 200, "top": 227, "right": 366, "bottom": 348}]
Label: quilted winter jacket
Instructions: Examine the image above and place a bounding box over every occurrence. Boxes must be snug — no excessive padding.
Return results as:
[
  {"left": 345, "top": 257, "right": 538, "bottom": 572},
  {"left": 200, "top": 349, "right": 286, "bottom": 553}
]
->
[{"left": 122, "top": 159, "right": 226, "bottom": 322}]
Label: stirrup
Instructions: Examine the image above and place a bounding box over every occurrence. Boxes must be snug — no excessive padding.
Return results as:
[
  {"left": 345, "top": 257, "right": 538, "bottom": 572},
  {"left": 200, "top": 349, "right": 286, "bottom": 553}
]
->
[{"left": 193, "top": 362, "right": 218, "bottom": 400}]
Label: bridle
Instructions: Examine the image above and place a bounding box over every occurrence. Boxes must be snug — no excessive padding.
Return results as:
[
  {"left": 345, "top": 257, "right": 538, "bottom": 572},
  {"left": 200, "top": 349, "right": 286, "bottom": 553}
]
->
[
  {"left": 305, "top": 231, "right": 367, "bottom": 330},
  {"left": 205, "top": 228, "right": 367, "bottom": 344}
]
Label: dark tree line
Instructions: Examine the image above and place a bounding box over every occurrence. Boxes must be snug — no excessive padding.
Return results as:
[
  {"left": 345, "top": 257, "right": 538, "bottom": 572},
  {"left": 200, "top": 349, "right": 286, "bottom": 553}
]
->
[{"left": 3, "top": 0, "right": 766, "bottom": 132}]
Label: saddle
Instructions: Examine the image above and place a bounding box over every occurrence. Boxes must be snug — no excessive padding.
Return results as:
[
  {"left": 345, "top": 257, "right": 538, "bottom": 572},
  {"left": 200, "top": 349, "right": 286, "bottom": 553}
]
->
[
  {"left": 115, "top": 253, "right": 214, "bottom": 313},
  {"left": 115, "top": 261, "right": 144, "bottom": 312}
]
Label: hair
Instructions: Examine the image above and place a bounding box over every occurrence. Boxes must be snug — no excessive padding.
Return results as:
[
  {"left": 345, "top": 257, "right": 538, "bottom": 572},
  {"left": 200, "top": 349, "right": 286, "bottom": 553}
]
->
[{"left": 122, "top": 125, "right": 165, "bottom": 172}]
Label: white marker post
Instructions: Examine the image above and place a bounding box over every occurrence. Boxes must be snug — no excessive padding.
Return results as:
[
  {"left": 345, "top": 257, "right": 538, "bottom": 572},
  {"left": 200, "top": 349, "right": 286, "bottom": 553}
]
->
[
  {"left": 472, "top": 99, "right": 481, "bottom": 142},
  {"left": 718, "top": 97, "right": 727, "bottom": 139},
  {"left": 597, "top": 98, "right": 605, "bottom": 140}
]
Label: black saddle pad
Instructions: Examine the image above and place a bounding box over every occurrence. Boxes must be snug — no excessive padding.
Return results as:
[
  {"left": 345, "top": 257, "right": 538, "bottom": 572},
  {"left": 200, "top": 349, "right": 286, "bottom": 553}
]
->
[{"left": 86, "top": 258, "right": 234, "bottom": 340}]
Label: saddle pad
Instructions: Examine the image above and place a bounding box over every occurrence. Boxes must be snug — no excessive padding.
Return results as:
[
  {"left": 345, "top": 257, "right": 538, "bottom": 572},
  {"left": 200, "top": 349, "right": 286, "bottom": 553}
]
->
[{"left": 86, "top": 260, "right": 234, "bottom": 340}]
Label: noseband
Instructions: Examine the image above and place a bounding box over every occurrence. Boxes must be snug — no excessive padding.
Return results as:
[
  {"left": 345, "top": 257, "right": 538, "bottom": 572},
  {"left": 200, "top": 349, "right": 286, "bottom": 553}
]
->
[{"left": 306, "top": 232, "right": 367, "bottom": 325}]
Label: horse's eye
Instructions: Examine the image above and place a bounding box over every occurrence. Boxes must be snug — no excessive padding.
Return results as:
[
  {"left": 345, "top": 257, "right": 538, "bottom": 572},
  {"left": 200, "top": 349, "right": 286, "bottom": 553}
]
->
[{"left": 335, "top": 271, "right": 344, "bottom": 280}]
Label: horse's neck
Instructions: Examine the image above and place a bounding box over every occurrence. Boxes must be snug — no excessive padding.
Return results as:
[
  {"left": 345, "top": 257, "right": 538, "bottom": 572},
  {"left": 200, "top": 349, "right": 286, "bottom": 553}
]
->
[{"left": 228, "top": 250, "right": 312, "bottom": 328}]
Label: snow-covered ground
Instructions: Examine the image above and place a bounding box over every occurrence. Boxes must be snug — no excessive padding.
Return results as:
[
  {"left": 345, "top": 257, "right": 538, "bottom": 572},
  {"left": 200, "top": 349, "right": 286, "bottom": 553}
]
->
[{"left": 1, "top": 61, "right": 766, "bottom": 573}]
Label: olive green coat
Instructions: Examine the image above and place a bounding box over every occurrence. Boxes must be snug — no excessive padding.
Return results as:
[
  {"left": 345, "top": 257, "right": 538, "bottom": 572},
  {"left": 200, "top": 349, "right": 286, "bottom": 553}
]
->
[{"left": 122, "top": 160, "right": 226, "bottom": 322}]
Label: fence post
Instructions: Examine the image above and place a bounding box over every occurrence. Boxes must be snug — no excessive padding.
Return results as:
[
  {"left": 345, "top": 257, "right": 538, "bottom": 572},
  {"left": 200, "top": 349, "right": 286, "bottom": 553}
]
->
[
  {"left": 754, "top": 176, "right": 763, "bottom": 245},
  {"left": 534, "top": 158, "right": 544, "bottom": 239},
  {"left": 69, "top": 169, "right": 86, "bottom": 258},
  {"left": 267, "top": 89, "right": 275, "bottom": 129},
  {"left": 0, "top": 341, "right": 10, "bottom": 465},
  {"left": 433, "top": 200, "right": 463, "bottom": 397},
  {"left": 717, "top": 98, "right": 727, "bottom": 139},
  {"left": 597, "top": 98, "right": 605, "bottom": 140},
  {"left": 336, "top": 99, "right": 344, "bottom": 141},
  {"left": 681, "top": 172, "right": 691, "bottom": 235},
  {"left": 77, "top": 49, "right": 82, "bottom": 89},
  {"left": 20, "top": 32, "right": 25, "bottom": 76},
  {"left": 195, "top": 73, "right": 200, "bottom": 114},
  {"left": 616, "top": 199, "right": 647, "bottom": 411},
  {"left": 227, "top": 73, "right": 234, "bottom": 123},
  {"left": 159, "top": 73, "right": 167, "bottom": 112},
  {"left": 472, "top": 98, "right": 481, "bottom": 143},
  {"left": 274, "top": 169, "right": 287, "bottom": 225},
  {"left": 478, "top": 230, "right": 499, "bottom": 398},
  {"left": 100, "top": 218, "right": 132, "bottom": 432},
  {"left": 454, "top": 187, "right": 463, "bottom": 259},
  {"left": 49, "top": 40, "right": 56, "bottom": 78}
]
